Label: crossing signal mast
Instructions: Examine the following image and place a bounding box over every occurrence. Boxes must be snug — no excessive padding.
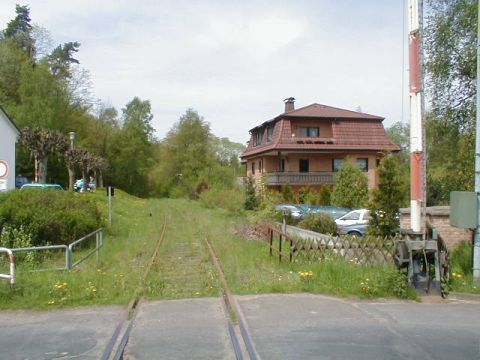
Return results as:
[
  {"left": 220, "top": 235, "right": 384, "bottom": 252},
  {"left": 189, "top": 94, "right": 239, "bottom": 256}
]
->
[{"left": 394, "top": 0, "right": 450, "bottom": 296}]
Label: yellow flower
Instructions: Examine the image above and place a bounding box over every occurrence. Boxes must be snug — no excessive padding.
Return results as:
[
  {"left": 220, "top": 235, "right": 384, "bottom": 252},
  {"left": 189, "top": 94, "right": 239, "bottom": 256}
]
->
[{"left": 48, "top": 300, "right": 55, "bottom": 305}]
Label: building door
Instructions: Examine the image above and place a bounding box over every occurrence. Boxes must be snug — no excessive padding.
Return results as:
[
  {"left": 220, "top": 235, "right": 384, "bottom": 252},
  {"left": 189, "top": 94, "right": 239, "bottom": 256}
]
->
[{"left": 299, "top": 159, "right": 309, "bottom": 172}]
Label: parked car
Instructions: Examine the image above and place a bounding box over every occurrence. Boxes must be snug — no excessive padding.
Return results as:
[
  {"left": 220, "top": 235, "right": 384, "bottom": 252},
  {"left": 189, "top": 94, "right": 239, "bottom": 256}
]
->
[
  {"left": 335, "top": 209, "right": 370, "bottom": 226},
  {"left": 275, "top": 204, "right": 305, "bottom": 222},
  {"left": 15, "top": 176, "right": 30, "bottom": 189},
  {"left": 337, "top": 223, "right": 368, "bottom": 237},
  {"left": 307, "top": 205, "right": 351, "bottom": 220},
  {"left": 21, "top": 183, "right": 64, "bottom": 190}
]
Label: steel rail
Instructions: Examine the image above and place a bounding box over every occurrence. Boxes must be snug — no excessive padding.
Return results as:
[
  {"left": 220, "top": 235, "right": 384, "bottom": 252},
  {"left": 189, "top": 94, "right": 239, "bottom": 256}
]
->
[
  {"left": 204, "top": 236, "right": 259, "bottom": 360},
  {"left": 100, "top": 216, "right": 168, "bottom": 360},
  {"left": 168, "top": 209, "right": 245, "bottom": 360}
]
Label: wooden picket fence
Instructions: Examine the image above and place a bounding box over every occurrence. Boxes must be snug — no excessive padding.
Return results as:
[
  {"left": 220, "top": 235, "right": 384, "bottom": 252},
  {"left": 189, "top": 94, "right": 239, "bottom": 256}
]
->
[{"left": 254, "top": 223, "right": 396, "bottom": 265}]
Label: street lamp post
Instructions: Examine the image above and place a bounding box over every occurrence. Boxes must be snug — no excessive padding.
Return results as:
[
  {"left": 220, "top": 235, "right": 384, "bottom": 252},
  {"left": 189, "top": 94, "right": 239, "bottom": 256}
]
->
[
  {"left": 68, "top": 132, "right": 76, "bottom": 191},
  {"left": 69, "top": 132, "right": 76, "bottom": 151}
]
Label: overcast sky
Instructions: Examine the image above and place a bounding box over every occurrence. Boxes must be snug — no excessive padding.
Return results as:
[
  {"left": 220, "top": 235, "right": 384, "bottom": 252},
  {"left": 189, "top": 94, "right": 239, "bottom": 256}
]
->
[{"left": 0, "top": 0, "right": 408, "bottom": 144}]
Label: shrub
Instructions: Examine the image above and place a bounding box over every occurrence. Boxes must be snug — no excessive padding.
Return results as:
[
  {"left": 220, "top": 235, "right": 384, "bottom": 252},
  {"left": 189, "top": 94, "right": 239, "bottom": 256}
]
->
[
  {"left": 0, "top": 190, "right": 102, "bottom": 246},
  {"left": 318, "top": 185, "right": 332, "bottom": 205},
  {"left": 298, "top": 212, "right": 337, "bottom": 234},
  {"left": 281, "top": 184, "right": 295, "bottom": 203},
  {"left": 244, "top": 176, "right": 259, "bottom": 210},
  {"left": 298, "top": 187, "right": 320, "bottom": 205},
  {"left": 199, "top": 188, "right": 245, "bottom": 213},
  {"left": 0, "top": 224, "right": 36, "bottom": 263},
  {"left": 331, "top": 161, "right": 368, "bottom": 208},
  {"left": 368, "top": 154, "right": 404, "bottom": 237}
]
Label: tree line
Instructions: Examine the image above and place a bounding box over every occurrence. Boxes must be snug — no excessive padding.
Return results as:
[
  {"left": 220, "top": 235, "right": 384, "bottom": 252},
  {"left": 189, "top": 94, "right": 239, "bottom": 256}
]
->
[{"left": 0, "top": 5, "right": 244, "bottom": 197}]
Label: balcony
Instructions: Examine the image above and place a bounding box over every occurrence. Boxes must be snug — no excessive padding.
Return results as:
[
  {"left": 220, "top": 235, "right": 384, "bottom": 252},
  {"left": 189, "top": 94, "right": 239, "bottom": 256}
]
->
[{"left": 266, "top": 172, "right": 335, "bottom": 186}]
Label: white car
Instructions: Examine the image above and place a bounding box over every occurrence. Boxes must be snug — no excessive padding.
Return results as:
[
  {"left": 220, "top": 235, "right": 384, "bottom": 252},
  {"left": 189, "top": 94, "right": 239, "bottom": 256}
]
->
[{"left": 335, "top": 209, "right": 370, "bottom": 226}]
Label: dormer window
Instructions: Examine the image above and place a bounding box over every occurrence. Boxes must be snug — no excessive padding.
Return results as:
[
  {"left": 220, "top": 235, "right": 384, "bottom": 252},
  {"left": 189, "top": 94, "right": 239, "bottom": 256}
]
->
[
  {"left": 299, "top": 126, "right": 319, "bottom": 137},
  {"left": 254, "top": 130, "right": 263, "bottom": 146},
  {"left": 267, "top": 126, "right": 274, "bottom": 142}
]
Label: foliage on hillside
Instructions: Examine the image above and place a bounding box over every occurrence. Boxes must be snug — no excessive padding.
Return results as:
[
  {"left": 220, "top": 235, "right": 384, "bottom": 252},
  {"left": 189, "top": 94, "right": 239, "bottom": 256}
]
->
[{"left": 0, "top": 5, "right": 244, "bottom": 197}]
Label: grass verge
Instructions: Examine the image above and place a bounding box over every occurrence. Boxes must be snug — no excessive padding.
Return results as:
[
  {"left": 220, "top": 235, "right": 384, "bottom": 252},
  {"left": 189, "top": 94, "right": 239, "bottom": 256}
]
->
[{"left": 0, "top": 193, "right": 416, "bottom": 309}]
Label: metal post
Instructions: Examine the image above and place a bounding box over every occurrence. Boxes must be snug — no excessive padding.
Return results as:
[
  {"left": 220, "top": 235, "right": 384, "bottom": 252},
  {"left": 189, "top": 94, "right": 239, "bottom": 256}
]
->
[
  {"left": 408, "top": 0, "right": 425, "bottom": 235},
  {"left": 108, "top": 187, "right": 112, "bottom": 226},
  {"left": 66, "top": 247, "right": 72, "bottom": 270},
  {"left": 474, "top": 0, "right": 480, "bottom": 281},
  {"left": 96, "top": 231, "right": 99, "bottom": 268}
]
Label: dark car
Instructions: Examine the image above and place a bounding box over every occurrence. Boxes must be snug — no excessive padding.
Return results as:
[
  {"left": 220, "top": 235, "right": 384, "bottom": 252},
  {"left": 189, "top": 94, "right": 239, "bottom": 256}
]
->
[
  {"left": 15, "top": 176, "right": 29, "bottom": 189},
  {"left": 307, "top": 205, "right": 351, "bottom": 220},
  {"left": 337, "top": 223, "right": 368, "bottom": 237}
]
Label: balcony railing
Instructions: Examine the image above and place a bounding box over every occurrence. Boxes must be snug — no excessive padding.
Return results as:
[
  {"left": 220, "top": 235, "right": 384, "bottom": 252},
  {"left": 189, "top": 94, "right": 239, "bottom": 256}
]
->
[{"left": 266, "top": 172, "right": 335, "bottom": 186}]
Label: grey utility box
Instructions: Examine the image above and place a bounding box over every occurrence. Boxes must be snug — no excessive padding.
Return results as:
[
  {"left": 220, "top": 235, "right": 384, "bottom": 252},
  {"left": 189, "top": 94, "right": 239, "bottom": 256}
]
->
[{"left": 450, "top": 191, "right": 477, "bottom": 229}]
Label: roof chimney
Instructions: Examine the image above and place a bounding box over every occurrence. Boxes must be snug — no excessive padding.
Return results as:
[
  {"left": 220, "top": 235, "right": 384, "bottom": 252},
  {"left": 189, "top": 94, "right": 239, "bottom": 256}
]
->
[{"left": 283, "top": 97, "right": 295, "bottom": 113}]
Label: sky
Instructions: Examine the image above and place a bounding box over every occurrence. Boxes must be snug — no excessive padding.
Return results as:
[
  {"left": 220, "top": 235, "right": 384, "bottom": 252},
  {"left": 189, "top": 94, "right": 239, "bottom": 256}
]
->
[{"left": 0, "top": 0, "right": 408, "bottom": 144}]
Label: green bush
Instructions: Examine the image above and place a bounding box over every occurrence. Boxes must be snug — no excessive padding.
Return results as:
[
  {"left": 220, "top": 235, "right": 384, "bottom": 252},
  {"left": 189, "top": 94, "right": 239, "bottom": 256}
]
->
[
  {"left": 244, "top": 176, "right": 259, "bottom": 210},
  {"left": 0, "top": 190, "right": 102, "bottom": 246},
  {"left": 298, "top": 212, "right": 337, "bottom": 234},
  {"left": 199, "top": 188, "right": 245, "bottom": 213}
]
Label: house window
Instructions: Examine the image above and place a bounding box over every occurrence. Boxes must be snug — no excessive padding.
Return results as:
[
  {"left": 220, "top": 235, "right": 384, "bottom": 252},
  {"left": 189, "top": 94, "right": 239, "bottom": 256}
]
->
[
  {"left": 357, "top": 158, "right": 368, "bottom": 172},
  {"left": 279, "top": 159, "right": 285, "bottom": 172},
  {"left": 259, "top": 160, "right": 263, "bottom": 173},
  {"left": 299, "top": 126, "right": 319, "bottom": 137},
  {"left": 251, "top": 162, "right": 255, "bottom": 175},
  {"left": 267, "top": 126, "right": 274, "bottom": 142},
  {"left": 254, "top": 130, "right": 262, "bottom": 146},
  {"left": 299, "top": 159, "right": 309, "bottom": 173},
  {"left": 332, "top": 158, "right": 344, "bottom": 172}
]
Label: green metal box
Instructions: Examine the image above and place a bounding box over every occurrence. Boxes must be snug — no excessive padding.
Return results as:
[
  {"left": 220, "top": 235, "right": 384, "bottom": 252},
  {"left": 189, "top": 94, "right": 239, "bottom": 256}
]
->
[{"left": 450, "top": 191, "right": 477, "bottom": 229}]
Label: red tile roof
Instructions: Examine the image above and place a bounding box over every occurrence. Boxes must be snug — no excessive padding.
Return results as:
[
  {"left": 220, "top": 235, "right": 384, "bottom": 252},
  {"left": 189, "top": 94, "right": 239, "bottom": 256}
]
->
[
  {"left": 283, "top": 103, "right": 384, "bottom": 120},
  {"left": 242, "top": 103, "right": 399, "bottom": 159}
]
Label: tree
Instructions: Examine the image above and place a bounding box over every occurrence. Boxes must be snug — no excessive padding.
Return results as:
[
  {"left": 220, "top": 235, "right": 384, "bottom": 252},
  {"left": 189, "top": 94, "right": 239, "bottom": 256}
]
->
[
  {"left": 368, "top": 154, "right": 406, "bottom": 237},
  {"left": 424, "top": 0, "right": 477, "bottom": 203},
  {"left": 2, "top": 5, "right": 35, "bottom": 60},
  {"left": 20, "top": 127, "right": 68, "bottom": 183},
  {"left": 331, "top": 161, "right": 368, "bottom": 208},
  {"left": 425, "top": 0, "right": 477, "bottom": 133},
  {"left": 47, "top": 41, "right": 80, "bottom": 79},
  {"left": 108, "top": 98, "right": 155, "bottom": 196},
  {"left": 154, "top": 108, "right": 217, "bottom": 197},
  {"left": 244, "top": 176, "right": 259, "bottom": 210}
]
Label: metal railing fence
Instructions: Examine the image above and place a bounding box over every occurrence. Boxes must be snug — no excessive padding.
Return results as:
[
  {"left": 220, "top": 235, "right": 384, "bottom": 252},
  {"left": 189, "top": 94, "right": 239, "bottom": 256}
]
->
[
  {"left": 0, "top": 247, "right": 15, "bottom": 288},
  {"left": 9, "top": 228, "right": 103, "bottom": 272}
]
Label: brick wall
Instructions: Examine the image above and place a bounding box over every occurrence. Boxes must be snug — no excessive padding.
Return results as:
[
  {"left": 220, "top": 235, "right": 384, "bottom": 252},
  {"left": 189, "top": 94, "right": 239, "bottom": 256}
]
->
[{"left": 400, "top": 206, "right": 472, "bottom": 250}]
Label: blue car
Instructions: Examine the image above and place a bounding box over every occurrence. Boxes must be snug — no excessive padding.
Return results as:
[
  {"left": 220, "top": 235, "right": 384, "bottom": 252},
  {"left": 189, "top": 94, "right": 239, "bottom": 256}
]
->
[{"left": 307, "top": 205, "right": 351, "bottom": 220}]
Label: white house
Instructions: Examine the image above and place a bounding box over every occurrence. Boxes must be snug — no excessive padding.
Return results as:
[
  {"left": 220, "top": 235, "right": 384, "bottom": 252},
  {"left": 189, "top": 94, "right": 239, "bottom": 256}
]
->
[{"left": 0, "top": 105, "right": 20, "bottom": 191}]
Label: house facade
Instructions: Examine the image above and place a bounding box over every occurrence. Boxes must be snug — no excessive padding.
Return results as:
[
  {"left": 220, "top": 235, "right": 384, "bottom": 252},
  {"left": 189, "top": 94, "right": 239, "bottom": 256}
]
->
[
  {"left": 241, "top": 98, "right": 399, "bottom": 192},
  {"left": 0, "top": 105, "right": 20, "bottom": 191}
]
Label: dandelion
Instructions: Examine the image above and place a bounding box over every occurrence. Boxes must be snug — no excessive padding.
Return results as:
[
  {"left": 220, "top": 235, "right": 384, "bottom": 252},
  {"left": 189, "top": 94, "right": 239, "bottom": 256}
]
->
[{"left": 48, "top": 300, "right": 55, "bottom": 305}]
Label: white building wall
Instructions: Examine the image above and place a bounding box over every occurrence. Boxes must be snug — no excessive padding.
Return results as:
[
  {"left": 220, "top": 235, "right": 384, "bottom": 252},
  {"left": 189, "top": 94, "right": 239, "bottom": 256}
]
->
[{"left": 0, "top": 110, "right": 18, "bottom": 191}]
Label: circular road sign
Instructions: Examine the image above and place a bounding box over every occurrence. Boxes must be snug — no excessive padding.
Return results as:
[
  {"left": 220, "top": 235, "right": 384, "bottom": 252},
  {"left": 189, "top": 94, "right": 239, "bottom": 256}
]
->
[{"left": 0, "top": 160, "right": 8, "bottom": 179}]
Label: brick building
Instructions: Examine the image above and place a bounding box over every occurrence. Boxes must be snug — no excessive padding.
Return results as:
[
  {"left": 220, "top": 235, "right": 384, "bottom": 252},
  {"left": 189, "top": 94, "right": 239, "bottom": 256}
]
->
[{"left": 241, "top": 98, "right": 399, "bottom": 192}]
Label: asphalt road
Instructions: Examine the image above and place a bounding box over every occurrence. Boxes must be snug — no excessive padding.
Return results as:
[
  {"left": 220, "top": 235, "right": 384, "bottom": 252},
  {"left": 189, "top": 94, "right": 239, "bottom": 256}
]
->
[
  {"left": 0, "top": 305, "right": 123, "bottom": 360},
  {"left": 237, "top": 294, "right": 480, "bottom": 360},
  {"left": 1, "top": 294, "right": 479, "bottom": 360}
]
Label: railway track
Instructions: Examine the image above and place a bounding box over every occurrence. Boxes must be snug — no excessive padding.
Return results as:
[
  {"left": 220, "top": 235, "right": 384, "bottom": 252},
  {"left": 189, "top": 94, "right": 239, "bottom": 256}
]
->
[{"left": 100, "top": 211, "right": 259, "bottom": 360}]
